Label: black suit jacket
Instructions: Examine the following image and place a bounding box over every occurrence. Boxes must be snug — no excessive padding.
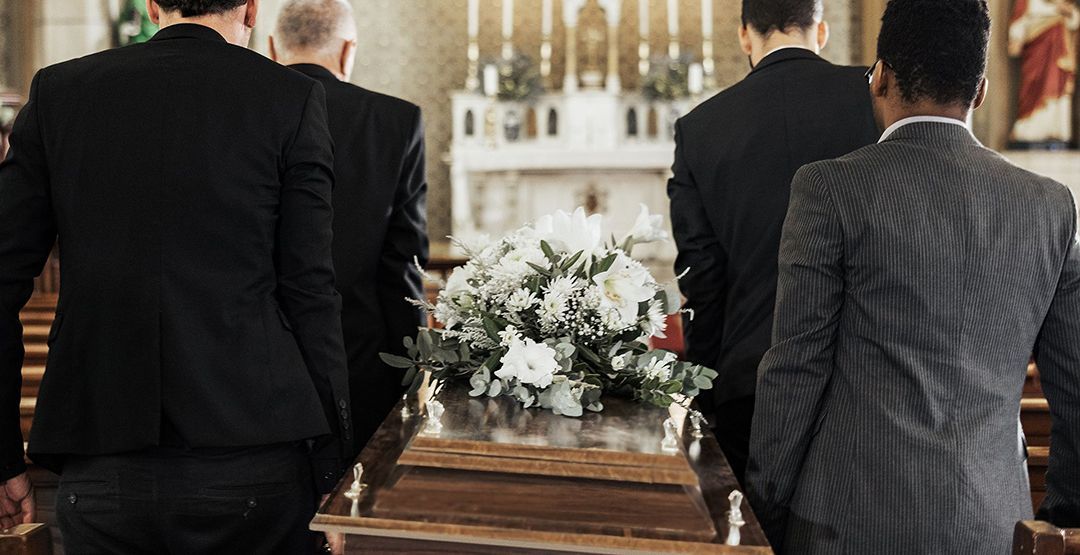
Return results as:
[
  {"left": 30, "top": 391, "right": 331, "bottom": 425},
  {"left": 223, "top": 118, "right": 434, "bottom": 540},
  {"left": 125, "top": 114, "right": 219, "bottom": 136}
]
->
[
  {"left": 668, "top": 49, "right": 879, "bottom": 408},
  {"left": 0, "top": 24, "right": 351, "bottom": 492},
  {"left": 289, "top": 65, "right": 428, "bottom": 454}
]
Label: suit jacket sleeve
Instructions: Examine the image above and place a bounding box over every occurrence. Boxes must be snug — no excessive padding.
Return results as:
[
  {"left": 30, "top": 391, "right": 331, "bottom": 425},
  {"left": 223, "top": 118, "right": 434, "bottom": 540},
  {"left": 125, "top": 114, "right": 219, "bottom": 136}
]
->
[
  {"left": 1034, "top": 208, "right": 1080, "bottom": 528},
  {"left": 378, "top": 107, "right": 429, "bottom": 357},
  {"left": 277, "top": 82, "right": 351, "bottom": 494},
  {"left": 746, "top": 164, "right": 844, "bottom": 549},
  {"left": 0, "top": 72, "right": 56, "bottom": 481},
  {"left": 667, "top": 119, "right": 726, "bottom": 368}
]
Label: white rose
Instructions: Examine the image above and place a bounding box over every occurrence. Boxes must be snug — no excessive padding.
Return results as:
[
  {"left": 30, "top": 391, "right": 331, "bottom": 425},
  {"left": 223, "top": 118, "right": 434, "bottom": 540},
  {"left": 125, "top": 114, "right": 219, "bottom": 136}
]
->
[
  {"left": 611, "top": 354, "right": 627, "bottom": 371},
  {"left": 592, "top": 253, "right": 657, "bottom": 327},
  {"left": 496, "top": 337, "right": 559, "bottom": 389},
  {"left": 624, "top": 203, "right": 669, "bottom": 245}
]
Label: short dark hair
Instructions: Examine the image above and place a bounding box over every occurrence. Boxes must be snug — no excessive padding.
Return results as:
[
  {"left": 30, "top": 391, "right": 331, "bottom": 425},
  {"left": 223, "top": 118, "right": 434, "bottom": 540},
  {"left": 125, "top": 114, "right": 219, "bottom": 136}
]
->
[
  {"left": 876, "top": 0, "right": 990, "bottom": 106},
  {"left": 741, "top": 0, "right": 823, "bottom": 36},
  {"left": 154, "top": 0, "right": 247, "bottom": 17}
]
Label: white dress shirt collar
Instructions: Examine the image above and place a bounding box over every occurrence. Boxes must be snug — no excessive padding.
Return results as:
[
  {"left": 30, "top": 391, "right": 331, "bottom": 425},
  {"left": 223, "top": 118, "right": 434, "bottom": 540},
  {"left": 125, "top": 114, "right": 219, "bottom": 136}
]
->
[
  {"left": 760, "top": 45, "right": 815, "bottom": 60},
  {"left": 878, "top": 115, "right": 971, "bottom": 143}
]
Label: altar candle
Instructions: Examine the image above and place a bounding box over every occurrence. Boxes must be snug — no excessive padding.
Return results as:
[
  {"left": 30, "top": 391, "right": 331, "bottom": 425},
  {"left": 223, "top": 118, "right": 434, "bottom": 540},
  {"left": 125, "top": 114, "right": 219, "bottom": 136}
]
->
[
  {"left": 468, "top": 0, "right": 479, "bottom": 38},
  {"left": 688, "top": 63, "right": 704, "bottom": 95},
  {"left": 542, "top": 0, "right": 553, "bottom": 37},
  {"left": 701, "top": 0, "right": 713, "bottom": 39},
  {"left": 667, "top": 0, "right": 678, "bottom": 38},
  {"left": 639, "top": 0, "right": 649, "bottom": 39},
  {"left": 503, "top": 0, "right": 514, "bottom": 41},
  {"left": 483, "top": 64, "right": 499, "bottom": 97}
]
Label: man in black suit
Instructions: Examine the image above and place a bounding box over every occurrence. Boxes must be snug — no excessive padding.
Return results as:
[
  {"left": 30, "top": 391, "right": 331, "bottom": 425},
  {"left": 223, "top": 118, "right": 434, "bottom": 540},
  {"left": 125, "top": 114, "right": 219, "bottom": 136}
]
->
[
  {"left": 271, "top": 0, "right": 429, "bottom": 454},
  {"left": 0, "top": 0, "right": 350, "bottom": 550},
  {"left": 668, "top": 0, "right": 879, "bottom": 484}
]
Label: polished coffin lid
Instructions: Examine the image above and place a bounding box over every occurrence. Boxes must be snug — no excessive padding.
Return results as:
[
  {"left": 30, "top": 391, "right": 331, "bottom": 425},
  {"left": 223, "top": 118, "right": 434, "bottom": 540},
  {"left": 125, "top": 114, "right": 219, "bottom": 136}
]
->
[{"left": 312, "top": 385, "right": 772, "bottom": 554}]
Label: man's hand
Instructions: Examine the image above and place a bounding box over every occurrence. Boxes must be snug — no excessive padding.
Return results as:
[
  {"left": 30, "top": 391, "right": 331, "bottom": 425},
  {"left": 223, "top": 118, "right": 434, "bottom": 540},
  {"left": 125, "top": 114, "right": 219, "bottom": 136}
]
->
[
  {"left": 0, "top": 473, "right": 33, "bottom": 530},
  {"left": 319, "top": 494, "right": 345, "bottom": 555}
]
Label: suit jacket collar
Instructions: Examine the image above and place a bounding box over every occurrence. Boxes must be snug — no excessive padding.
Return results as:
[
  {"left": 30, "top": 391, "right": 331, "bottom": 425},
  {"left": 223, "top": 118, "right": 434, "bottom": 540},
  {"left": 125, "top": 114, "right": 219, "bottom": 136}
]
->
[
  {"left": 749, "top": 47, "right": 825, "bottom": 75},
  {"left": 289, "top": 64, "right": 338, "bottom": 83},
  {"left": 150, "top": 23, "right": 227, "bottom": 43},
  {"left": 880, "top": 120, "right": 981, "bottom": 147}
]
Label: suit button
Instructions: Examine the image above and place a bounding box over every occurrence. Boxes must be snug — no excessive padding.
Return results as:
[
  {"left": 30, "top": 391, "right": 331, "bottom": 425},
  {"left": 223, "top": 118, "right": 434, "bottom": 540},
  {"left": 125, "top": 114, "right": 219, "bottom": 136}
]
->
[
  {"left": 342, "top": 421, "right": 350, "bottom": 430},
  {"left": 246, "top": 497, "right": 258, "bottom": 509},
  {"left": 338, "top": 400, "right": 347, "bottom": 409},
  {"left": 67, "top": 493, "right": 77, "bottom": 504},
  {"left": 324, "top": 472, "right": 334, "bottom": 480}
]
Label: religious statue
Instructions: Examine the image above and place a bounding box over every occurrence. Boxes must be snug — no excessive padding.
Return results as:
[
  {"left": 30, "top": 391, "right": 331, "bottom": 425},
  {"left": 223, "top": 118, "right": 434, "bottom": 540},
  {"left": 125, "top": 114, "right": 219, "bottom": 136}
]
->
[{"left": 1009, "top": 0, "right": 1080, "bottom": 145}]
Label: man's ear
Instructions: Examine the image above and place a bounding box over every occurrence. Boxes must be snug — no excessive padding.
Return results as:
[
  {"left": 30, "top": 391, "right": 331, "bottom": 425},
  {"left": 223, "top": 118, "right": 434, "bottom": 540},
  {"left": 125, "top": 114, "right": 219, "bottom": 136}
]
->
[
  {"left": 340, "top": 40, "right": 358, "bottom": 81},
  {"left": 972, "top": 77, "right": 988, "bottom": 111},
  {"left": 244, "top": 0, "right": 259, "bottom": 29},
  {"left": 268, "top": 36, "right": 279, "bottom": 62},
  {"left": 871, "top": 61, "right": 889, "bottom": 100},
  {"left": 738, "top": 24, "right": 752, "bottom": 56},
  {"left": 146, "top": 0, "right": 160, "bottom": 25},
  {"left": 816, "top": 21, "right": 830, "bottom": 51}
]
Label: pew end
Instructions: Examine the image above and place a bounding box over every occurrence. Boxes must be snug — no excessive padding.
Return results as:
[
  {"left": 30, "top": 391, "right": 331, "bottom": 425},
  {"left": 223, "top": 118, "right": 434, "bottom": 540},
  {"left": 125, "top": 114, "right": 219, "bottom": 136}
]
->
[
  {"left": 1014, "top": 520, "right": 1080, "bottom": 554},
  {"left": 0, "top": 524, "right": 52, "bottom": 555}
]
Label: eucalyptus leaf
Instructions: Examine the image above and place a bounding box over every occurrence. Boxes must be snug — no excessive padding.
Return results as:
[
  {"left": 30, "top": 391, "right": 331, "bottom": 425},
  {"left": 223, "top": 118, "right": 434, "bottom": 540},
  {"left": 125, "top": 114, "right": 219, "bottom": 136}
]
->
[{"left": 380, "top": 353, "right": 415, "bottom": 369}]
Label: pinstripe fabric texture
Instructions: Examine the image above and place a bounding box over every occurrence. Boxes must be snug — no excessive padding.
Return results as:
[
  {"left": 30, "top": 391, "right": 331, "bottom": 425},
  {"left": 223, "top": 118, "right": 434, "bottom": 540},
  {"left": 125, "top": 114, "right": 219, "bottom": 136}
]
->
[{"left": 745, "top": 122, "right": 1080, "bottom": 554}]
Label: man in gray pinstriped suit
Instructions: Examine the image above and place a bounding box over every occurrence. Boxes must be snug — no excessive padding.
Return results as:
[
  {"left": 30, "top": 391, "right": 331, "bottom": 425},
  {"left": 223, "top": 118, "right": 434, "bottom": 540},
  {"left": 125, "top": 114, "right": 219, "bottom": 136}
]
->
[{"left": 746, "top": 0, "right": 1080, "bottom": 553}]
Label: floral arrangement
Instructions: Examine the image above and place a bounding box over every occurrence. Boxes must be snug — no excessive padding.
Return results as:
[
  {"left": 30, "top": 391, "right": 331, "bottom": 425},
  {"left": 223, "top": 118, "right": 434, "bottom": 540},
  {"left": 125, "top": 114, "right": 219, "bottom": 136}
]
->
[
  {"left": 480, "top": 52, "right": 545, "bottom": 103},
  {"left": 641, "top": 54, "right": 694, "bottom": 101},
  {"left": 382, "top": 206, "right": 717, "bottom": 417}
]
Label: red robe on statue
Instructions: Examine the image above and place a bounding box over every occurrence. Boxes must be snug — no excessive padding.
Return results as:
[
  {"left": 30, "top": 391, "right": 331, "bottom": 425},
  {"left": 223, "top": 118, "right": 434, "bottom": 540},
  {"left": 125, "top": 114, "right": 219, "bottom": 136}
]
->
[{"left": 1010, "top": 0, "right": 1078, "bottom": 143}]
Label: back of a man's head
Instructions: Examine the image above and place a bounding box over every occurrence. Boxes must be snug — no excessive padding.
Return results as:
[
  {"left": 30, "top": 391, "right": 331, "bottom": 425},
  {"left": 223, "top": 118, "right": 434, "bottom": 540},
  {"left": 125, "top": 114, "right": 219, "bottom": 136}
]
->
[
  {"left": 274, "top": 0, "right": 356, "bottom": 60},
  {"left": 877, "top": 0, "right": 990, "bottom": 106},
  {"left": 741, "top": 0, "right": 823, "bottom": 35},
  {"left": 154, "top": 0, "right": 246, "bottom": 17}
]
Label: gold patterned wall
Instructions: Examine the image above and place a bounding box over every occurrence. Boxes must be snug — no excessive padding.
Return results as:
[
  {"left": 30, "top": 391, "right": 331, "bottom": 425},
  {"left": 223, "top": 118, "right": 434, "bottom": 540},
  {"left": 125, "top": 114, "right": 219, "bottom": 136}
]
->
[{"left": 349, "top": 0, "right": 862, "bottom": 238}]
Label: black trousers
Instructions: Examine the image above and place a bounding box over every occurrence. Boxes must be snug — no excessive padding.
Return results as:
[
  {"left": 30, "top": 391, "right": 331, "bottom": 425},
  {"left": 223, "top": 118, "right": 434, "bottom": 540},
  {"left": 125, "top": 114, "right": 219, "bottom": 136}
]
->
[
  {"left": 57, "top": 443, "right": 317, "bottom": 554},
  {"left": 709, "top": 395, "right": 756, "bottom": 488}
]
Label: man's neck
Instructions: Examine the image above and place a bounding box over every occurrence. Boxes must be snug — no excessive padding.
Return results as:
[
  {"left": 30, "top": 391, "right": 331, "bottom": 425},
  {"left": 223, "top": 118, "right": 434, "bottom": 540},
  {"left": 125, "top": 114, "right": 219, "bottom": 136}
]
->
[
  {"left": 751, "top": 32, "right": 817, "bottom": 66},
  {"left": 883, "top": 101, "right": 970, "bottom": 130},
  {"left": 280, "top": 57, "right": 344, "bottom": 81},
  {"left": 158, "top": 14, "right": 247, "bottom": 46}
]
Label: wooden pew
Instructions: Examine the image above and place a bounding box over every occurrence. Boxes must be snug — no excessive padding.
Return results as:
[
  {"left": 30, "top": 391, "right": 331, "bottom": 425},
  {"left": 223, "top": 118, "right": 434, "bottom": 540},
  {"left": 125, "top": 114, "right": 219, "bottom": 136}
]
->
[
  {"left": 0, "top": 523, "right": 52, "bottom": 555},
  {"left": 1014, "top": 521, "right": 1080, "bottom": 554}
]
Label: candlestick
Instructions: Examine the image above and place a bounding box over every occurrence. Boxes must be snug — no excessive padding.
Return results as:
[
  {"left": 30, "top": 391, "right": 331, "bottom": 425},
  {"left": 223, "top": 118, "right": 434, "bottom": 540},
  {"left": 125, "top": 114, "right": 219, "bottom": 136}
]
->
[
  {"left": 639, "top": 0, "right": 649, "bottom": 39},
  {"left": 502, "top": 0, "right": 514, "bottom": 59},
  {"left": 702, "top": 0, "right": 715, "bottom": 89},
  {"left": 468, "top": 0, "right": 479, "bottom": 38},
  {"left": 701, "top": 0, "right": 713, "bottom": 37},
  {"left": 667, "top": 0, "right": 679, "bottom": 58},
  {"left": 542, "top": 0, "right": 553, "bottom": 37},
  {"left": 666, "top": 0, "right": 678, "bottom": 37},
  {"left": 465, "top": 0, "right": 480, "bottom": 91}
]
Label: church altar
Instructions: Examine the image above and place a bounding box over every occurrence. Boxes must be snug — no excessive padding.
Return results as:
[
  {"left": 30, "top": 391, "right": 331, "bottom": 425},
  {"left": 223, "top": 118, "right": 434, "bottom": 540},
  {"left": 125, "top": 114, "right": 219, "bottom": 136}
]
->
[
  {"left": 311, "top": 384, "right": 771, "bottom": 553},
  {"left": 447, "top": 0, "right": 719, "bottom": 276}
]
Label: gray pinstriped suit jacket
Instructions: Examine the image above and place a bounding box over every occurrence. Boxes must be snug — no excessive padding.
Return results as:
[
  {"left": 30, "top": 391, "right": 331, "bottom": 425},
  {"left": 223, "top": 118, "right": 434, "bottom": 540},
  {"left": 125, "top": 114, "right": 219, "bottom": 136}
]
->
[{"left": 746, "top": 122, "right": 1080, "bottom": 554}]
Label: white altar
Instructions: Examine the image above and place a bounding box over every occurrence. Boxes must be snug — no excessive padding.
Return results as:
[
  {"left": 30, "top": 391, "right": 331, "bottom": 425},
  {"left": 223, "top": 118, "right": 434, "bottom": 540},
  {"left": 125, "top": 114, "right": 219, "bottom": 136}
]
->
[{"left": 447, "top": 0, "right": 718, "bottom": 276}]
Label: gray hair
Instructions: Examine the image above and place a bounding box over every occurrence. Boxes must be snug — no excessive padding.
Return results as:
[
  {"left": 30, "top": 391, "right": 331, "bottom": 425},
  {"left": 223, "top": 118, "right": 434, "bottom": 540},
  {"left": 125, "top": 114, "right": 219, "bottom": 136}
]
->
[{"left": 274, "top": 0, "right": 356, "bottom": 58}]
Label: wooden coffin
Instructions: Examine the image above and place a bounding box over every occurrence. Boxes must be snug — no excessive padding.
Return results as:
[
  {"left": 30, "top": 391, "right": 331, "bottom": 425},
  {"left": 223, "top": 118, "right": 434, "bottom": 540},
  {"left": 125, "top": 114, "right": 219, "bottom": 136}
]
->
[{"left": 312, "top": 385, "right": 772, "bottom": 554}]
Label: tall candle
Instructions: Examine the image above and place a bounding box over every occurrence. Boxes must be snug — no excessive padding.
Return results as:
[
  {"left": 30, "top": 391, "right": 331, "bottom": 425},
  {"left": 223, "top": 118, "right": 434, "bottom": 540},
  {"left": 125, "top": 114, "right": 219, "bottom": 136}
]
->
[
  {"left": 667, "top": 0, "right": 678, "bottom": 38},
  {"left": 701, "top": 0, "right": 713, "bottom": 39},
  {"left": 503, "top": 0, "right": 514, "bottom": 41},
  {"left": 688, "top": 63, "right": 704, "bottom": 95},
  {"left": 639, "top": 0, "right": 649, "bottom": 39},
  {"left": 542, "top": 0, "right": 553, "bottom": 37},
  {"left": 468, "top": 0, "right": 479, "bottom": 38},
  {"left": 483, "top": 64, "right": 499, "bottom": 97}
]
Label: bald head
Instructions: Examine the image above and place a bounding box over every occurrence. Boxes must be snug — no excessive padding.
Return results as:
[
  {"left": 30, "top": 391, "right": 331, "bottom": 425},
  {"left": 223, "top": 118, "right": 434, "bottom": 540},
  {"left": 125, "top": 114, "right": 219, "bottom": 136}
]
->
[{"left": 271, "top": 0, "right": 358, "bottom": 80}]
